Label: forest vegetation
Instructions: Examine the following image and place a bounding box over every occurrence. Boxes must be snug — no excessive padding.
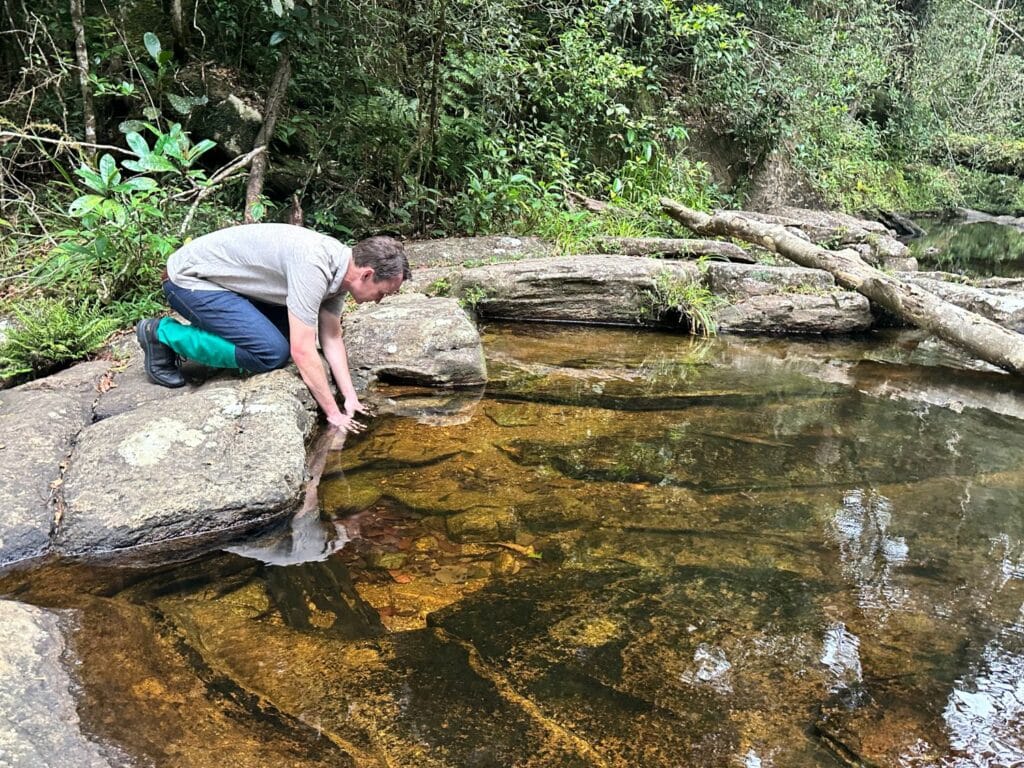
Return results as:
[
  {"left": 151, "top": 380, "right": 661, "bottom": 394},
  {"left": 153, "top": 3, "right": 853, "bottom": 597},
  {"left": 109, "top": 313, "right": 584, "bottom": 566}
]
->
[{"left": 1, "top": 0, "right": 1023, "bottom": 376}]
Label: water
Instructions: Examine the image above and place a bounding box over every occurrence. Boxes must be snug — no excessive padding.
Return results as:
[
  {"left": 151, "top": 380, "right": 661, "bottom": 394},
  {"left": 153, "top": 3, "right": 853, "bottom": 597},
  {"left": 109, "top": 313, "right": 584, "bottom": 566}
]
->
[
  {"left": 910, "top": 219, "right": 1024, "bottom": 277},
  {"left": 4, "top": 325, "right": 1024, "bottom": 767}
]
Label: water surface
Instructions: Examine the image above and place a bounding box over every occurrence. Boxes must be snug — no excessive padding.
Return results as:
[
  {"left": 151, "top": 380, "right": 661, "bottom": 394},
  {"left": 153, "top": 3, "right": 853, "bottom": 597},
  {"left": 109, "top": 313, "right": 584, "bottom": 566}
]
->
[{"left": 3, "top": 325, "right": 1024, "bottom": 767}]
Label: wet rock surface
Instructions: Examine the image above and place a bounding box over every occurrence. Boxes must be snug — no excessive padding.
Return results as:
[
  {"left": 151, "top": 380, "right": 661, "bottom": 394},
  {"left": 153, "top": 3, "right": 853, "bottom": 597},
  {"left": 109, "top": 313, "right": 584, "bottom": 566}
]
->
[{"left": 0, "top": 600, "right": 113, "bottom": 768}]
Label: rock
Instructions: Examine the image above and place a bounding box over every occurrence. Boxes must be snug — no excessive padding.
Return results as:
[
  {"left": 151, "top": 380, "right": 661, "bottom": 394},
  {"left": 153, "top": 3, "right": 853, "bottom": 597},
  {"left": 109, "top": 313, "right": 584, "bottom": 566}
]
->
[
  {"left": 55, "top": 370, "right": 316, "bottom": 559},
  {"left": 0, "top": 600, "right": 113, "bottom": 767},
  {"left": 192, "top": 93, "right": 263, "bottom": 157},
  {"left": 740, "top": 207, "right": 909, "bottom": 265},
  {"left": 0, "top": 362, "right": 109, "bottom": 569},
  {"left": 452, "top": 255, "right": 701, "bottom": 326},
  {"left": 902, "top": 276, "right": 1024, "bottom": 330},
  {"left": 343, "top": 293, "right": 486, "bottom": 389},
  {"left": 716, "top": 292, "right": 874, "bottom": 334},
  {"left": 404, "top": 235, "right": 553, "bottom": 267},
  {"left": 705, "top": 262, "right": 836, "bottom": 297},
  {"left": 446, "top": 508, "right": 518, "bottom": 541}
]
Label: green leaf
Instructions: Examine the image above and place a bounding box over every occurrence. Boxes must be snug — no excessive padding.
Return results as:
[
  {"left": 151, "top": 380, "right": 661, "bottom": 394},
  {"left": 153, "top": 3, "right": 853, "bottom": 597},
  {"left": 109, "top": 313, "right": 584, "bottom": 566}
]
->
[
  {"left": 125, "top": 131, "right": 150, "bottom": 158},
  {"left": 269, "top": 0, "right": 284, "bottom": 16},
  {"left": 166, "top": 92, "right": 208, "bottom": 115},
  {"left": 68, "top": 194, "right": 105, "bottom": 217},
  {"left": 75, "top": 165, "right": 106, "bottom": 193},
  {"left": 118, "top": 119, "right": 148, "bottom": 134},
  {"left": 269, "top": 30, "right": 287, "bottom": 46},
  {"left": 114, "top": 177, "right": 158, "bottom": 193},
  {"left": 143, "top": 32, "right": 162, "bottom": 62},
  {"left": 142, "top": 106, "right": 161, "bottom": 121},
  {"left": 99, "top": 154, "right": 118, "bottom": 184}
]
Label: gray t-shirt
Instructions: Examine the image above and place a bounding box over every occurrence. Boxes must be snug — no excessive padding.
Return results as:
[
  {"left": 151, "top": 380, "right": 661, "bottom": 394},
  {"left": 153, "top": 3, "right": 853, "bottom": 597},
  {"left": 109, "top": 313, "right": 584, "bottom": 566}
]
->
[{"left": 167, "top": 223, "right": 351, "bottom": 327}]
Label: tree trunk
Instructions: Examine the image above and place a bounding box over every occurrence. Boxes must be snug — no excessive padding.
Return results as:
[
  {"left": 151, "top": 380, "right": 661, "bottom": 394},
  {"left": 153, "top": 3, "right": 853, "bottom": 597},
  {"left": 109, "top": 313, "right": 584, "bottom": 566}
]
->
[
  {"left": 244, "top": 51, "right": 292, "bottom": 223},
  {"left": 169, "top": 0, "right": 188, "bottom": 60},
  {"left": 661, "top": 198, "right": 1024, "bottom": 375},
  {"left": 69, "top": 0, "right": 97, "bottom": 162}
]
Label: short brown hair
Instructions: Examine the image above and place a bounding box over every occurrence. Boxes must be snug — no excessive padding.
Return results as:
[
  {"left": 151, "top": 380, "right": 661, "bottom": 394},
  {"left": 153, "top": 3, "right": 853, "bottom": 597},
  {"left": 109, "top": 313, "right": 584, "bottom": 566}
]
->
[{"left": 352, "top": 236, "right": 411, "bottom": 282}]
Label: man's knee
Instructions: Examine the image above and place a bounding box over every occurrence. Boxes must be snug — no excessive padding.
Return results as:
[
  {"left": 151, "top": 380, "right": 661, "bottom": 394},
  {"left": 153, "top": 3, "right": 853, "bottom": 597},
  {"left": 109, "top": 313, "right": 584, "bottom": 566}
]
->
[{"left": 248, "top": 338, "right": 291, "bottom": 372}]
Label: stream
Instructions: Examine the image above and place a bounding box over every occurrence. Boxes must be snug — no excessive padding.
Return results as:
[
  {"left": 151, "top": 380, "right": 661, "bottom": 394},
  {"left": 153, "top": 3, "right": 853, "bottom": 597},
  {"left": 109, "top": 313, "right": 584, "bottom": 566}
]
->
[{"left": 3, "top": 322, "right": 1024, "bottom": 767}]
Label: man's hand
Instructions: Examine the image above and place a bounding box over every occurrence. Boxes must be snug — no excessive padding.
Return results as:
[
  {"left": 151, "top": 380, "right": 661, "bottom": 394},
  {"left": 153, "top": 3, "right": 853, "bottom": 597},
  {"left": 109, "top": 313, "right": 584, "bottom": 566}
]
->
[
  {"left": 328, "top": 411, "right": 366, "bottom": 434},
  {"left": 342, "top": 394, "right": 367, "bottom": 417}
]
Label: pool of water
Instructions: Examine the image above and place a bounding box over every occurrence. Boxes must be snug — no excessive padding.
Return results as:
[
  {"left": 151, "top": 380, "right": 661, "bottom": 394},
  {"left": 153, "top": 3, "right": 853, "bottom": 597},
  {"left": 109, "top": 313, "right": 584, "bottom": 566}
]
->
[
  {"left": 4, "top": 324, "right": 1024, "bottom": 767},
  {"left": 910, "top": 219, "right": 1024, "bottom": 277}
]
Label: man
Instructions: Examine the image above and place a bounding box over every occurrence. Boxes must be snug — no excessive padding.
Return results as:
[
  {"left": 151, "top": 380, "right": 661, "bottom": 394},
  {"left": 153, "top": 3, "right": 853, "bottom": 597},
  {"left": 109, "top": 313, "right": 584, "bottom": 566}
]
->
[{"left": 136, "top": 223, "right": 410, "bottom": 435}]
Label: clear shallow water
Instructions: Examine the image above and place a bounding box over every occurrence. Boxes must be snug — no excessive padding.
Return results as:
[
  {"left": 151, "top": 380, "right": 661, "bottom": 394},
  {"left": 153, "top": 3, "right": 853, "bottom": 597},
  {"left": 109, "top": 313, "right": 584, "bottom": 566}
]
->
[{"left": 4, "top": 325, "right": 1024, "bottom": 768}]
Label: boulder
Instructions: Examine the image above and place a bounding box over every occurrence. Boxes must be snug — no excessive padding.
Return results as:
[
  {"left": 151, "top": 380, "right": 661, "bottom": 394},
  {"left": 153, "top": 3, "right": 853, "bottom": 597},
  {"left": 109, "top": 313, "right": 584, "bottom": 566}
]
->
[
  {"left": 901, "top": 276, "right": 1024, "bottom": 330},
  {"left": 343, "top": 293, "right": 486, "bottom": 389},
  {"left": 404, "top": 236, "right": 553, "bottom": 268},
  {"left": 0, "top": 362, "right": 108, "bottom": 569},
  {"left": 705, "top": 262, "right": 836, "bottom": 297},
  {"left": 0, "top": 600, "right": 113, "bottom": 768},
  {"left": 56, "top": 370, "right": 316, "bottom": 559},
  {"left": 452, "top": 255, "right": 701, "bottom": 326},
  {"left": 716, "top": 293, "right": 873, "bottom": 334},
  {"left": 706, "top": 262, "right": 873, "bottom": 333}
]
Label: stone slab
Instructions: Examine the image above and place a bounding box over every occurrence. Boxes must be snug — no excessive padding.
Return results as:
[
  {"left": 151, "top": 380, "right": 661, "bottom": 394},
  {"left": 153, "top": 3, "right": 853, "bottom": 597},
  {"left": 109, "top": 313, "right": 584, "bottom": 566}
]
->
[
  {"left": 0, "top": 600, "right": 113, "bottom": 768},
  {"left": 56, "top": 370, "right": 316, "bottom": 558},
  {"left": 0, "top": 362, "right": 108, "bottom": 569},
  {"left": 705, "top": 262, "right": 836, "bottom": 297},
  {"left": 716, "top": 292, "right": 874, "bottom": 334},
  {"left": 454, "top": 255, "right": 701, "bottom": 326},
  {"left": 343, "top": 293, "right": 486, "bottom": 389}
]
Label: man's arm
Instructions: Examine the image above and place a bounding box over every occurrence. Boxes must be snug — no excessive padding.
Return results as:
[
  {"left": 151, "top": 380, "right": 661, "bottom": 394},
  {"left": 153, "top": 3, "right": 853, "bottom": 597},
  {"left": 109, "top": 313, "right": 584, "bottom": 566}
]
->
[
  {"left": 317, "top": 307, "right": 365, "bottom": 417},
  {"left": 288, "top": 310, "right": 361, "bottom": 432}
]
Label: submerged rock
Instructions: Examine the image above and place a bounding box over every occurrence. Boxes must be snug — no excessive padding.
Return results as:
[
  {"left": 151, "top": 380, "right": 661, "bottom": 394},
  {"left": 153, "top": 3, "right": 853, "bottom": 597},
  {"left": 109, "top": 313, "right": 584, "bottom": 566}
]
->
[{"left": 0, "top": 600, "right": 113, "bottom": 768}]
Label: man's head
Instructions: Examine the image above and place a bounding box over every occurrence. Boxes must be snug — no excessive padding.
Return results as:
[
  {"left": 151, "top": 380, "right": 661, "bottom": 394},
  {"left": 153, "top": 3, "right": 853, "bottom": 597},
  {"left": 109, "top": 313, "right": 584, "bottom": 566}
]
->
[{"left": 347, "top": 236, "right": 411, "bottom": 304}]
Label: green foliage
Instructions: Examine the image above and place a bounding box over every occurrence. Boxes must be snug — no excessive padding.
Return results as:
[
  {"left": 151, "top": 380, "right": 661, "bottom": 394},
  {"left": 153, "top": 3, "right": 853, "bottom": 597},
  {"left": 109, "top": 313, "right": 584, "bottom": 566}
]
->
[
  {"left": 30, "top": 123, "right": 222, "bottom": 320},
  {"left": 0, "top": 298, "right": 118, "bottom": 377},
  {"left": 640, "top": 271, "right": 723, "bottom": 336}
]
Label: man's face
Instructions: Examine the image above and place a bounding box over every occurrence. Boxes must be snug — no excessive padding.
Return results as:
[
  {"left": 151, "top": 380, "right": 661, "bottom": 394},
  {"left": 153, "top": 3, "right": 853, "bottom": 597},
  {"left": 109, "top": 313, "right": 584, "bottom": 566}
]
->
[{"left": 350, "top": 272, "right": 404, "bottom": 304}]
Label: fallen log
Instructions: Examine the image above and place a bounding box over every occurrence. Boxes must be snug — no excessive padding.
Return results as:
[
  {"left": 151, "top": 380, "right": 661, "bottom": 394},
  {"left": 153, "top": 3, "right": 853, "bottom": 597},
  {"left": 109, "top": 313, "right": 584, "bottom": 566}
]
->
[
  {"left": 586, "top": 236, "right": 755, "bottom": 263},
  {"left": 661, "top": 198, "right": 1024, "bottom": 375}
]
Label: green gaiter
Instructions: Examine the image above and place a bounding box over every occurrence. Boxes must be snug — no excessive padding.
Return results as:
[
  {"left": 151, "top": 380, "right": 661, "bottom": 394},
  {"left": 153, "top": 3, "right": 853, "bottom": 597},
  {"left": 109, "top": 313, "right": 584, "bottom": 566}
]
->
[{"left": 156, "top": 318, "right": 240, "bottom": 369}]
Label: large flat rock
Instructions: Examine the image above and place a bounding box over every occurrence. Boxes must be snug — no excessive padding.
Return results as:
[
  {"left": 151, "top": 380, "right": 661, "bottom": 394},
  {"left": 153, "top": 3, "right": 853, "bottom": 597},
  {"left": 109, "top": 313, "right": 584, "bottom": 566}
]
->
[
  {"left": 717, "top": 292, "right": 873, "bottom": 334},
  {"left": 0, "top": 600, "right": 113, "bottom": 768},
  {"left": 903, "top": 275, "right": 1024, "bottom": 330},
  {"left": 56, "top": 370, "right": 316, "bottom": 559},
  {"left": 453, "top": 255, "right": 701, "bottom": 326},
  {"left": 0, "top": 362, "right": 108, "bottom": 569},
  {"left": 404, "top": 235, "right": 552, "bottom": 267},
  {"left": 343, "top": 293, "right": 486, "bottom": 389}
]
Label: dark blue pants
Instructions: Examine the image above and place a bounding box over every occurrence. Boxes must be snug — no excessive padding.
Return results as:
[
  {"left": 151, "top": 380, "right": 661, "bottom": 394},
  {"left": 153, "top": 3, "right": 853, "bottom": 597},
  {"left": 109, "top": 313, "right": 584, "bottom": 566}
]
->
[{"left": 162, "top": 280, "right": 292, "bottom": 372}]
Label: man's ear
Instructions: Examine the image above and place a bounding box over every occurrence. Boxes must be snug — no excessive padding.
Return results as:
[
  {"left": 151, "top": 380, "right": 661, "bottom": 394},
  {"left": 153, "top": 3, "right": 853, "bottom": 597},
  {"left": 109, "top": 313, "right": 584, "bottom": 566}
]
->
[{"left": 358, "top": 266, "right": 376, "bottom": 283}]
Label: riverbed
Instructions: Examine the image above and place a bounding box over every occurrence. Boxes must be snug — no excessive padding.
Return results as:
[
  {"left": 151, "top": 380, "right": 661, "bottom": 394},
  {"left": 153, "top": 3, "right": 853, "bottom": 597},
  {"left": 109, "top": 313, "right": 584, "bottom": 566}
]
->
[{"left": 3, "top": 322, "right": 1023, "bottom": 768}]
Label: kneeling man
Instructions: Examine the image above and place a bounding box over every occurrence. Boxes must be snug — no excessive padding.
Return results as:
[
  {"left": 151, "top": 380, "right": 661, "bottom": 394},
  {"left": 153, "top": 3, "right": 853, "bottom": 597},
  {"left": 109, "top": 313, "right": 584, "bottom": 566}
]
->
[{"left": 136, "top": 223, "right": 410, "bottom": 434}]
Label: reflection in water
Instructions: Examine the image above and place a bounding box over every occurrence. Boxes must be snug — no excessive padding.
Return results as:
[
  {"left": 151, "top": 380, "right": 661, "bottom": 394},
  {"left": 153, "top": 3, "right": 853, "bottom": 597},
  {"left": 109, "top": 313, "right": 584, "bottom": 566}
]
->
[
  {"left": 937, "top": 605, "right": 1024, "bottom": 767},
  {"left": 820, "top": 623, "right": 863, "bottom": 694},
  {"left": 681, "top": 643, "right": 734, "bottom": 694},
  {"left": 830, "top": 490, "right": 910, "bottom": 618}
]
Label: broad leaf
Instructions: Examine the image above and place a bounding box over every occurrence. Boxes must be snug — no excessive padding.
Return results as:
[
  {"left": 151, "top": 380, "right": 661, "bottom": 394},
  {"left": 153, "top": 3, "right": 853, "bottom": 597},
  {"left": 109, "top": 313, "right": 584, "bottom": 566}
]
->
[
  {"left": 68, "top": 194, "right": 105, "bottom": 217},
  {"left": 125, "top": 131, "right": 151, "bottom": 158},
  {"left": 143, "top": 32, "right": 162, "bottom": 62}
]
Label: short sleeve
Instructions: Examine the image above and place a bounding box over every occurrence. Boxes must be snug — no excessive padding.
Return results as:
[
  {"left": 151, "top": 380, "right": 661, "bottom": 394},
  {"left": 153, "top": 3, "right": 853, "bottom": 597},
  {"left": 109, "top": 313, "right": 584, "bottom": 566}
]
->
[
  {"left": 320, "top": 293, "right": 346, "bottom": 317},
  {"left": 285, "top": 261, "right": 331, "bottom": 327}
]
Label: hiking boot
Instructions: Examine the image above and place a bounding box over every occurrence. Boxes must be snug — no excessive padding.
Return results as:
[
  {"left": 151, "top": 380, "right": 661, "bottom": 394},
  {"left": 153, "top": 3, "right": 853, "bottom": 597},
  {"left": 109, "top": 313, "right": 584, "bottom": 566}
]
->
[{"left": 136, "top": 318, "right": 186, "bottom": 388}]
